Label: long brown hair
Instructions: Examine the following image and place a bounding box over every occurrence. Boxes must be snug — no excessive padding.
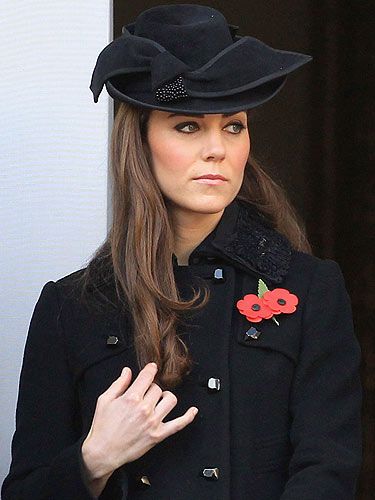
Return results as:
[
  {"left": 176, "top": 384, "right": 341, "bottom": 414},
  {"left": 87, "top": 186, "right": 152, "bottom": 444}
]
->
[{"left": 75, "top": 102, "right": 311, "bottom": 389}]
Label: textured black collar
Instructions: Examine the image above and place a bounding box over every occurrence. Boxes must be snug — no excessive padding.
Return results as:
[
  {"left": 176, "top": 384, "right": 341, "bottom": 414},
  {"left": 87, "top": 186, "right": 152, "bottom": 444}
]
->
[{"left": 173, "top": 198, "right": 293, "bottom": 283}]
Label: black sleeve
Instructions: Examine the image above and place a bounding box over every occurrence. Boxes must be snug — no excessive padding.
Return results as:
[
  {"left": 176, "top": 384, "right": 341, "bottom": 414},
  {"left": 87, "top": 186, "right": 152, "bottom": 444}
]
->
[
  {"left": 280, "top": 260, "right": 363, "bottom": 499},
  {"left": 1, "top": 281, "right": 127, "bottom": 500}
]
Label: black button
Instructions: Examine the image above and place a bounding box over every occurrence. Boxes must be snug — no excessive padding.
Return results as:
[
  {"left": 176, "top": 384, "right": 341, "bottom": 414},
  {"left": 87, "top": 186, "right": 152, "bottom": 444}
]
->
[
  {"left": 106, "top": 335, "right": 119, "bottom": 346},
  {"left": 133, "top": 474, "right": 151, "bottom": 489},
  {"left": 139, "top": 475, "right": 151, "bottom": 488},
  {"left": 207, "top": 377, "right": 221, "bottom": 391},
  {"left": 202, "top": 468, "right": 219, "bottom": 480},
  {"left": 213, "top": 268, "right": 225, "bottom": 282},
  {"left": 191, "top": 256, "right": 201, "bottom": 264},
  {"left": 244, "top": 327, "right": 261, "bottom": 340}
]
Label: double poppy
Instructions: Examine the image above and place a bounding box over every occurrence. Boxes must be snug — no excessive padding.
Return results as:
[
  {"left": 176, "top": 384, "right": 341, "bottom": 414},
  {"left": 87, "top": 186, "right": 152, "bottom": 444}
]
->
[{"left": 236, "top": 284, "right": 298, "bottom": 324}]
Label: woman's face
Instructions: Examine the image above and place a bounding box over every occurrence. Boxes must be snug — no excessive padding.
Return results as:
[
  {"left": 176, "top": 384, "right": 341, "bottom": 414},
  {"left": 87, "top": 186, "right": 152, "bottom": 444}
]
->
[{"left": 146, "top": 110, "right": 250, "bottom": 215}]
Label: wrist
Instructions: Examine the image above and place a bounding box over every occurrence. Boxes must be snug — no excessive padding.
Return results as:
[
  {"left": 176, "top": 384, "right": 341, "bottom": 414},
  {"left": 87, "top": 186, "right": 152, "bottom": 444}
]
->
[{"left": 81, "top": 438, "right": 114, "bottom": 481}]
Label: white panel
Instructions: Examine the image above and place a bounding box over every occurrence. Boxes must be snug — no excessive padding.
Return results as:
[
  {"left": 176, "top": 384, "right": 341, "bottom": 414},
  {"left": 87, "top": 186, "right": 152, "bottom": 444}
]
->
[{"left": 0, "top": 0, "right": 113, "bottom": 481}]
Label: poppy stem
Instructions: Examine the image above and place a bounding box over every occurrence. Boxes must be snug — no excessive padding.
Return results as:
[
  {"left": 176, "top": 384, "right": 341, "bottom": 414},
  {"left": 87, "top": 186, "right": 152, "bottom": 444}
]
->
[{"left": 272, "top": 316, "right": 280, "bottom": 326}]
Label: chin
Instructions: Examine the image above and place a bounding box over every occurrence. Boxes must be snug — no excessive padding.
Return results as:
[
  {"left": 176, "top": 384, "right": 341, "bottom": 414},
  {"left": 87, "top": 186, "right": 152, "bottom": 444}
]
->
[{"left": 172, "top": 195, "right": 235, "bottom": 215}]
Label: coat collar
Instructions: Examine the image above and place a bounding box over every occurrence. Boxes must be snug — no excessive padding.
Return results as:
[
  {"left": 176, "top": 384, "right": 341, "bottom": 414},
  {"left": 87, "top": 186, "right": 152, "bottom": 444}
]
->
[{"left": 173, "top": 198, "right": 293, "bottom": 284}]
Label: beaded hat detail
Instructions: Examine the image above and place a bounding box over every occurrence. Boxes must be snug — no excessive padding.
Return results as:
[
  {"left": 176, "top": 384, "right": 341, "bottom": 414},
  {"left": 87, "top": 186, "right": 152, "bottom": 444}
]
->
[
  {"left": 90, "top": 4, "right": 312, "bottom": 114},
  {"left": 154, "top": 76, "right": 189, "bottom": 102}
]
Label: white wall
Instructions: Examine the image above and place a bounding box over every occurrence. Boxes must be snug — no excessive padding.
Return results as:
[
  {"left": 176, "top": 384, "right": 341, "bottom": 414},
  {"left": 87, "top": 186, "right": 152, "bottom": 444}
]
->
[{"left": 0, "top": 0, "right": 113, "bottom": 481}]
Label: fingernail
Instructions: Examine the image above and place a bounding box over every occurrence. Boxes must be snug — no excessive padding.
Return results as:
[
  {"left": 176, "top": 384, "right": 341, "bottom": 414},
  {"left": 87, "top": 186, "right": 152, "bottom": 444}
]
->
[
  {"left": 192, "top": 407, "right": 198, "bottom": 415},
  {"left": 122, "top": 367, "right": 129, "bottom": 375},
  {"left": 150, "top": 362, "right": 158, "bottom": 369}
]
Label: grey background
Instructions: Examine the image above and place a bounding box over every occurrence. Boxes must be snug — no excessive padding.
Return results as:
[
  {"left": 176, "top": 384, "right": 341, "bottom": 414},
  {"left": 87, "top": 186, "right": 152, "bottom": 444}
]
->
[{"left": 1, "top": 0, "right": 113, "bottom": 484}]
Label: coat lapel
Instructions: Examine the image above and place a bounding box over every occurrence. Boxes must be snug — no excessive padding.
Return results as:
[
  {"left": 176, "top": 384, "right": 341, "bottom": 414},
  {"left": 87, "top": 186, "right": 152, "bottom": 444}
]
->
[{"left": 184, "top": 198, "right": 293, "bottom": 284}]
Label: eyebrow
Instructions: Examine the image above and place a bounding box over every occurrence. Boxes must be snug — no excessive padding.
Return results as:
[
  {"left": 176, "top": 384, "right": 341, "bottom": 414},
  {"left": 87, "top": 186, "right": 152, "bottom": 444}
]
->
[{"left": 167, "top": 112, "right": 242, "bottom": 119}]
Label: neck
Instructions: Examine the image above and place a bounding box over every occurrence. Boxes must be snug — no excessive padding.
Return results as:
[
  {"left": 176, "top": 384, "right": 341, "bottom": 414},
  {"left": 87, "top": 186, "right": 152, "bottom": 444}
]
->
[{"left": 170, "top": 205, "right": 224, "bottom": 265}]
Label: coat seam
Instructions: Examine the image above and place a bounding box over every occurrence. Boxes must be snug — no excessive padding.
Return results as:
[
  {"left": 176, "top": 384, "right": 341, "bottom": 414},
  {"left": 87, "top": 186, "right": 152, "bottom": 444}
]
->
[{"left": 293, "top": 258, "right": 324, "bottom": 388}]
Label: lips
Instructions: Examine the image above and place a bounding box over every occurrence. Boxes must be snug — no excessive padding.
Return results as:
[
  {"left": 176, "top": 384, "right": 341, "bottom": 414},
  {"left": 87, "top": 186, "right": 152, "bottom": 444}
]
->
[{"left": 194, "top": 174, "right": 228, "bottom": 181}]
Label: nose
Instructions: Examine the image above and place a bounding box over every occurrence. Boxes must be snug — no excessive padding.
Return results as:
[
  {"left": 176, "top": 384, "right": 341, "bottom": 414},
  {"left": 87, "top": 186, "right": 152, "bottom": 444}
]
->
[{"left": 201, "top": 129, "right": 226, "bottom": 162}]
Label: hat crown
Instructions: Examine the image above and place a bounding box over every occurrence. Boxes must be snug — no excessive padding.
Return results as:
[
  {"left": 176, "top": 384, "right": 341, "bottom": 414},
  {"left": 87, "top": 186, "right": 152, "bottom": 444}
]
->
[{"left": 133, "top": 4, "right": 233, "bottom": 69}]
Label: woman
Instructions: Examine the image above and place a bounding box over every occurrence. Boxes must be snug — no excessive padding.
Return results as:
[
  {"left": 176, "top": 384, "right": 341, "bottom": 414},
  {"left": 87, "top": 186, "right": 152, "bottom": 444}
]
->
[{"left": 2, "top": 4, "right": 362, "bottom": 499}]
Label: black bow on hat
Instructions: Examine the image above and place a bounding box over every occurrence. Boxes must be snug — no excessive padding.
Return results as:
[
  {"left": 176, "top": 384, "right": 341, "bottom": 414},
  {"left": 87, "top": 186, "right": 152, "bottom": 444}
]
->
[{"left": 89, "top": 3, "right": 312, "bottom": 114}]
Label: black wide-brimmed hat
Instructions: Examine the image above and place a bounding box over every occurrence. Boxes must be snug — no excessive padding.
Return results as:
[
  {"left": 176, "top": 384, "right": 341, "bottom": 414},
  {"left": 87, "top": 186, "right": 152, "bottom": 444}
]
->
[{"left": 90, "top": 3, "right": 312, "bottom": 114}]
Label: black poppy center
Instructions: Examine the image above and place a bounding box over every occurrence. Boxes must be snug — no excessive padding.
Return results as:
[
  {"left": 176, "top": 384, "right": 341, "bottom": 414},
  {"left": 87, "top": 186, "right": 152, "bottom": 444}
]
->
[
  {"left": 251, "top": 304, "right": 261, "bottom": 311},
  {"left": 277, "top": 298, "right": 287, "bottom": 305}
]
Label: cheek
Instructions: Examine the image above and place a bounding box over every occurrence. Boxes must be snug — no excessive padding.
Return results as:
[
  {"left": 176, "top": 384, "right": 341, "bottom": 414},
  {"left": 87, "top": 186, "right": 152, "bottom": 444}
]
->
[
  {"left": 148, "top": 132, "right": 194, "bottom": 176},
  {"left": 242, "top": 135, "right": 251, "bottom": 161},
  {"left": 231, "top": 138, "right": 251, "bottom": 174}
]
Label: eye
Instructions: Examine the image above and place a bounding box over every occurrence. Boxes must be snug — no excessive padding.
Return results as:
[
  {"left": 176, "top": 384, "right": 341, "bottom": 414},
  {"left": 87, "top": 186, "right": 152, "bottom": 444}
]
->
[
  {"left": 174, "top": 121, "right": 246, "bottom": 134},
  {"left": 225, "top": 122, "right": 246, "bottom": 134},
  {"left": 175, "top": 122, "right": 199, "bottom": 133}
]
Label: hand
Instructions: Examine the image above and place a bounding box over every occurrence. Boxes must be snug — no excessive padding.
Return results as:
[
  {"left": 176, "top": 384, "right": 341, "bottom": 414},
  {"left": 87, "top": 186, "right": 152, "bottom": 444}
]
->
[{"left": 81, "top": 362, "right": 198, "bottom": 479}]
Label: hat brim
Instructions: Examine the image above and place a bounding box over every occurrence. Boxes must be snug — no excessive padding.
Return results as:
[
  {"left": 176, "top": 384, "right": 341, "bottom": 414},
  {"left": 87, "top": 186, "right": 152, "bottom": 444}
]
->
[{"left": 105, "top": 75, "right": 288, "bottom": 114}]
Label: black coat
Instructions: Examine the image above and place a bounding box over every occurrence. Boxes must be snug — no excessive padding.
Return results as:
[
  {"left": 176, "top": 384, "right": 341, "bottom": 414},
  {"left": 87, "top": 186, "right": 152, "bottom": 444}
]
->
[{"left": 2, "top": 199, "right": 363, "bottom": 500}]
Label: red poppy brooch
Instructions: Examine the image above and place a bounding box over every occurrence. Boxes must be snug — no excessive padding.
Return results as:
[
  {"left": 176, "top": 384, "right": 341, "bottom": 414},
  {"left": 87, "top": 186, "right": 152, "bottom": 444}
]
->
[{"left": 236, "top": 279, "right": 299, "bottom": 339}]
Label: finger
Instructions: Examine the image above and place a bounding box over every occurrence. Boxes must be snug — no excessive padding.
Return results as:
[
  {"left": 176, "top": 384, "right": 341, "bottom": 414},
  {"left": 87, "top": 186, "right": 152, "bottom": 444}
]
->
[
  {"left": 125, "top": 362, "right": 158, "bottom": 400},
  {"left": 143, "top": 382, "right": 163, "bottom": 406},
  {"left": 161, "top": 407, "right": 199, "bottom": 439},
  {"left": 153, "top": 391, "right": 178, "bottom": 420},
  {"left": 104, "top": 367, "right": 132, "bottom": 399}
]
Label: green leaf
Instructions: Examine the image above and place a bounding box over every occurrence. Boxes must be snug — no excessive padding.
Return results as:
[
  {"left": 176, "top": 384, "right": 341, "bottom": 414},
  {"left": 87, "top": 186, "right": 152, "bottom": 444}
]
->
[{"left": 258, "top": 278, "right": 269, "bottom": 298}]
